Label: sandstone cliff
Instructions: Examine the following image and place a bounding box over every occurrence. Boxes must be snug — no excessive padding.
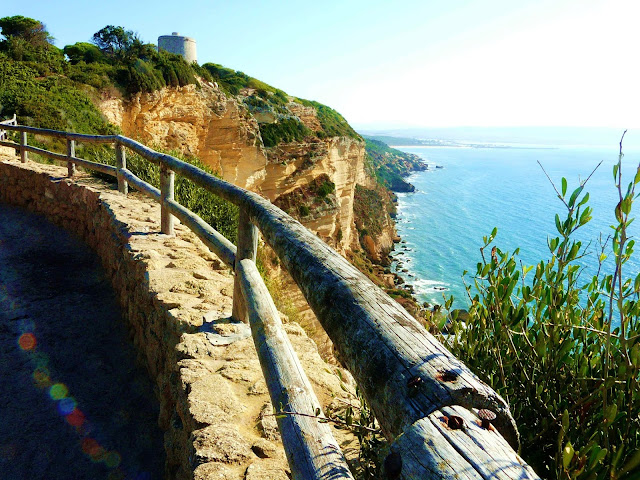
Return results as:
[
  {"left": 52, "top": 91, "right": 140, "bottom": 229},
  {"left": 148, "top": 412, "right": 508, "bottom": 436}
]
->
[
  {"left": 98, "top": 82, "right": 370, "bottom": 254},
  {"left": 95, "top": 80, "right": 417, "bottom": 352}
]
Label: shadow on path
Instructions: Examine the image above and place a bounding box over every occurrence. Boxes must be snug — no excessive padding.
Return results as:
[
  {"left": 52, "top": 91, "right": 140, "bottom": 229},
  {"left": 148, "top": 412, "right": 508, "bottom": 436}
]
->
[{"left": 0, "top": 203, "right": 164, "bottom": 480}]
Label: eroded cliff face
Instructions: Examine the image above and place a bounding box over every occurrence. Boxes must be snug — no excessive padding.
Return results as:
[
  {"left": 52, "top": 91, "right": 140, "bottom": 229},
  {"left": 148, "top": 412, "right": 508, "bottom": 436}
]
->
[
  {"left": 261, "top": 136, "right": 369, "bottom": 252},
  {"left": 99, "top": 82, "right": 268, "bottom": 190},
  {"left": 98, "top": 83, "right": 371, "bottom": 253}
]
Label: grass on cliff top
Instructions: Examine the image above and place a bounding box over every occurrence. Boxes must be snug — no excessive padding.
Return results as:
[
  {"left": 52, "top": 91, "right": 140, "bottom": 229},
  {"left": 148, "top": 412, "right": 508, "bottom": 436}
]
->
[
  {"left": 202, "top": 62, "right": 361, "bottom": 143},
  {"left": 202, "top": 63, "right": 289, "bottom": 103},
  {"left": 0, "top": 15, "right": 360, "bottom": 152}
]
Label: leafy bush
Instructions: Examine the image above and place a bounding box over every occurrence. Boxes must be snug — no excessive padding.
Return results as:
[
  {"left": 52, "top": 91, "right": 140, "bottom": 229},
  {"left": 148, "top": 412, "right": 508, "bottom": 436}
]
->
[
  {"left": 259, "top": 118, "right": 312, "bottom": 147},
  {"left": 317, "top": 180, "right": 335, "bottom": 198},
  {"left": 63, "top": 42, "right": 104, "bottom": 64},
  {"left": 66, "top": 61, "right": 116, "bottom": 90},
  {"left": 447, "top": 147, "right": 640, "bottom": 479},
  {"left": 92, "top": 148, "right": 238, "bottom": 241},
  {"left": 298, "top": 204, "right": 310, "bottom": 217},
  {"left": 0, "top": 52, "right": 117, "bottom": 135},
  {"left": 295, "top": 98, "right": 360, "bottom": 140},
  {"left": 202, "top": 63, "right": 287, "bottom": 103}
]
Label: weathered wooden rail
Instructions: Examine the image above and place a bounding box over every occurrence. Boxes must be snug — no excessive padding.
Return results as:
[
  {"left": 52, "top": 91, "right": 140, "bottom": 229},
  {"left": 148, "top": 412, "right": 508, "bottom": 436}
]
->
[{"left": 0, "top": 120, "right": 540, "bottom": 479}]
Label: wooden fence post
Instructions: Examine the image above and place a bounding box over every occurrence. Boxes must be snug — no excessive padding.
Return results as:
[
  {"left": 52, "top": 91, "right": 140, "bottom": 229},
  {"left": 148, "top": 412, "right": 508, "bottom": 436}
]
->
[
  {"left": 115, "top": 142, "right": 128, "bottom": 195},
  {"left": 20, "top": 132, "right": 27, "bottom": 163},
  {"left": 66, "top": 139, "right": 76, "bottom": 177},
  {"left": 232, "top": 208, "right": 258, "bottom": 323},
  {"left": 160, "top": 165, "right": 175, "bottom": 235}
]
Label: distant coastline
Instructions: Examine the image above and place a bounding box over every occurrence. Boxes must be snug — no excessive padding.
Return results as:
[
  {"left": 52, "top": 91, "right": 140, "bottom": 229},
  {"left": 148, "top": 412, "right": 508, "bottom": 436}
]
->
[
  {"left": 388, "top": 143, "right": 557, "bottom": 150},
  {"left": 358, "top": 126, "right": 637, "bottom": 150}
]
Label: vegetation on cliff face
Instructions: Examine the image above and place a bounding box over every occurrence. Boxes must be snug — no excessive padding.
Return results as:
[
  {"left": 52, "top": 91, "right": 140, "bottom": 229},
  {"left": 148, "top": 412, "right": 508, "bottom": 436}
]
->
[
  {"left": 272, "top": 174, "right": 337, "bottom": 223},
  {"left": 260, "top": 118, "right": 313, "bottom": 147},
  {"left": 363, "top": 138, "right": 426, "bottom": 192},
  {"left": 202, "top": 62, "right": 361, "bottom": 144},
  {"left": 295, "top": 98, "right": 361, "bottom": 140},
  {"left": 353, "top": 184, "right": 392, "bottom": 240},
  {"left": 0, "top": 18, "right": 116, "bottom": 134}
]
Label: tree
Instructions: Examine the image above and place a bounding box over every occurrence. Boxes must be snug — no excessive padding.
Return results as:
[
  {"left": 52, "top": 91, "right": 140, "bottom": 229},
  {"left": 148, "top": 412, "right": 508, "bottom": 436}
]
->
[
  {"left": 0, "top": 15, "right": 53, "bottom": 46},
  {"left": 63, "top": 42, "right": 104, "bottom": 64},
  {"left": 91, "top": 25, "right": 139, "bottom": 60}
]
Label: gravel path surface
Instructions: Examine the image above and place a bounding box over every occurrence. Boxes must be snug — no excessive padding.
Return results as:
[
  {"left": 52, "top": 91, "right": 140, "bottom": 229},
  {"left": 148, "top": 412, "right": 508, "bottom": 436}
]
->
[{"left": 0, "top": 203, "right": 164, "bottom": 480}]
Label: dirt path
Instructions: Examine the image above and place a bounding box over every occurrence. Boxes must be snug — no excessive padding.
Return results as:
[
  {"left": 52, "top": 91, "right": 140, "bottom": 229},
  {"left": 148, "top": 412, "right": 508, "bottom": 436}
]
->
[{"left": 0, "top": 203, "right": 164, "bottom": 480}]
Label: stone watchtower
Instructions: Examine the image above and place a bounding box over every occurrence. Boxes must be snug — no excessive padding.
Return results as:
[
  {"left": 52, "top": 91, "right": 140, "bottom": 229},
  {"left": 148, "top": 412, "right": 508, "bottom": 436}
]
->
[{"left": 158, "top": 32, "right": 197, "bottom": 63}]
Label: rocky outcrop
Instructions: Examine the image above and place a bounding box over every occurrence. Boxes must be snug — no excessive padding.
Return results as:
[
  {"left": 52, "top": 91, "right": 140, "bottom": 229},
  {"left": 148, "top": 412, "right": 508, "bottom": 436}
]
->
[
  {"left": 98, "top": 85, "right": 370, "bottom": 254},
  {"left": 388, "top": 177, "right": 416, "bottom": 193},
  {"left": 262, "top": 137, "right": 369, "bottom": 252},
  {"left": 99, "top": 83, "right": 268, "bottom": 190}
]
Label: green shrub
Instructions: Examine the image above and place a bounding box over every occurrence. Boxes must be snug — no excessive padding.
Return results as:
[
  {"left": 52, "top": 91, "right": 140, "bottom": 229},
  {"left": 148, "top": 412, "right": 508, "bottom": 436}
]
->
[
  {"left": 316, "top": 180, "right": 335, "bottom": 198},
  {"left": 0, "top": 53, "right": 117, "bottom": 134},
  {"left": 260, "top": 118, "right": 312, "bottom": 147},
  {"left": 295, "top": 98, "right": 360, "bottom": 140},
  {"left": 66, "top": 61, "right": 116, "bottom": 89},
  {"left": 202, "top": 63, "right": 287, "bottom": 103},
  {"left": 447, "top": 147, "right": 640, "bottom": 479},
  {"left": 92, "top": 148, "right": 238, "bottom": 242},
  {"left": 201, "top": 63, "right": 253, "bottom": 95},
  {"left": 298, "top": 205, "right": 310, "bottom": 217},
  {"left": 63, "top": 42, "right": 104, "bottom": 64}
]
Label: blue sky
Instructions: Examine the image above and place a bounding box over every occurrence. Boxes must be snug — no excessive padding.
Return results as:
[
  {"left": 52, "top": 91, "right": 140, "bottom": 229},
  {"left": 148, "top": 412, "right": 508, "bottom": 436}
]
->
[{"left": 3, "top": 0, "right": 639, "bottom": 129}]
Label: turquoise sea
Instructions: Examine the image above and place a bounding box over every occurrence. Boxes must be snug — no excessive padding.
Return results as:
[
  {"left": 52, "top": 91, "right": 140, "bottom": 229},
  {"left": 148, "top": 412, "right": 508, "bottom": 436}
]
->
[{"left": 392, "top": 144, "right": 640, "bottom": 310}]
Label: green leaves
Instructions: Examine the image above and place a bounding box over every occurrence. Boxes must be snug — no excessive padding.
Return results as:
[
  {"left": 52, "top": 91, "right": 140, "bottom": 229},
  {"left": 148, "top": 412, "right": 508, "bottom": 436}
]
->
[
  {"left": 568, "top": 185, "right": 584, "bottom": 208},
  {"left": 446, "top": 155, "right": 640, "bottom": 480},
  {"left": 563, "top": 442, "right": 575, "bottom": 470},
  {"left": 555, "top": 214, "right": 563, "bottom": 234}
]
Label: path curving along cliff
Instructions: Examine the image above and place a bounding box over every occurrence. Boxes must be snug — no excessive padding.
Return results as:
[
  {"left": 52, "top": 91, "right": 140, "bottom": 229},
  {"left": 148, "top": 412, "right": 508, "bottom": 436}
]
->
[
  {"left": 0, "top": 203, "right": 164, "bottom": 480},
  {"left": 0, "top": 155, "right": 359, "bottom": 480}
]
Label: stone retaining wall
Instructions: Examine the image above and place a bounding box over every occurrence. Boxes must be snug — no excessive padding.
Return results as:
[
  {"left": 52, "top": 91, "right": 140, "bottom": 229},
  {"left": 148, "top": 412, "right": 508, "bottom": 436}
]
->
[{"left": 0, "top": 156, "right": 357, "bottom": 480}]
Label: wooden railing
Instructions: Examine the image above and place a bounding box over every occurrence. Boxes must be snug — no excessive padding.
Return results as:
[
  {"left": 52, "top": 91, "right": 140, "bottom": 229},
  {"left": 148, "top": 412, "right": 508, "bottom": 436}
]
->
[{"left": 0, "top": 121, "right": 540, "bottom": 480}]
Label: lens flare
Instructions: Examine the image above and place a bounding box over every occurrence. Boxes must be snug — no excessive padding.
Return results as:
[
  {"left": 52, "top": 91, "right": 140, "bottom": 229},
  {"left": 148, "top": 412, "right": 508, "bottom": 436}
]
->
[
  {"left": 81, "top": 438, "right": 105, "bottom": 461},
  {"left": 65, "top": 408, "right": 85, "bottom": 428},
  {"left": 18, "top": 333, "right": 36, "bottom": 351},
  {"left": 57, "top": 397, "right": 76, "bottom": 416},
  {"left": 17, "top": 320, "right": 125, "bottom": 475},
  {"left": 32, "top": 352, "right": 49, "bottom": 369},
  {"left": 33, "top": 368, "right": 52, "bottom": 389},
  {"left": 49, "top": 383, "right": 68, "bottom": 400},
  {"left": 104, "top": 451, "right": 121, "bottom": 468}
]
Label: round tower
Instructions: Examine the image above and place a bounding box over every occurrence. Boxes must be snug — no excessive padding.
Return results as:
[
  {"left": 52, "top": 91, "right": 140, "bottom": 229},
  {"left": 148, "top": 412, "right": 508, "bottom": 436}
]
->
[{"left": 158, "top": 32, "right": 197, "bottom": 63}]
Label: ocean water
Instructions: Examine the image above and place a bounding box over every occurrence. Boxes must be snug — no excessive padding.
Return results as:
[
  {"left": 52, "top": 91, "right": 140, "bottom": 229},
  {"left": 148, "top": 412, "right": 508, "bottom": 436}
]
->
[{"left": 392, "top": 144, "right": 640, "bottom": 310}]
